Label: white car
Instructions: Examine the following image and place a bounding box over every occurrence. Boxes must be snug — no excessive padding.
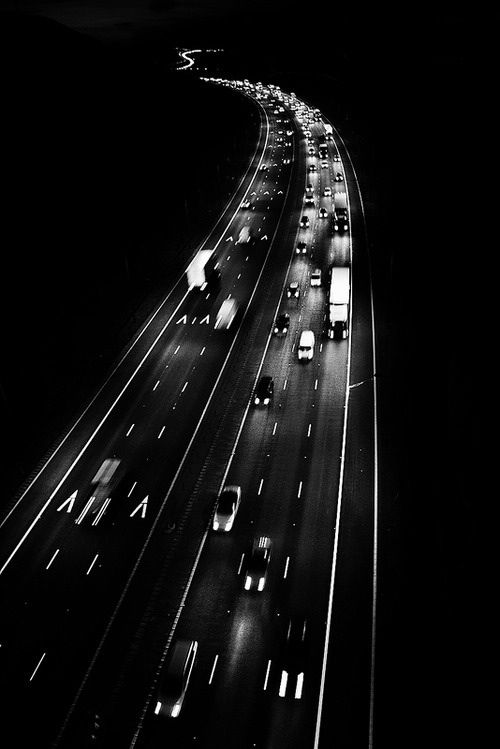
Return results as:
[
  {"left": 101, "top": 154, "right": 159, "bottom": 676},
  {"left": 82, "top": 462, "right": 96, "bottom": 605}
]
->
[
  {"left": 323, "top": 186, "right": 332, "bottom": 197},
  {"left": 321, "top": 160, "right": 329, "bottom": 169},
  {"left": 213, "top": 485, "right": 241, "bottom": 532}
]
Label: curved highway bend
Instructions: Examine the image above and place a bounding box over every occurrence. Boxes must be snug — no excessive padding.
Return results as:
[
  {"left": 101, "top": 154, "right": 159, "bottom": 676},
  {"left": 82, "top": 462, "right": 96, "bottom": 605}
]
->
[{"left": 0, "top": 78, "right": 378, "bottom": 749}]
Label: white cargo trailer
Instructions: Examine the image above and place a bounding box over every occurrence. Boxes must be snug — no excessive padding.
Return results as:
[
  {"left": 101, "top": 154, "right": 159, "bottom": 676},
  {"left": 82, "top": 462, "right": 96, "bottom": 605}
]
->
[{"left": 328, "top": 267, "right": 350, "bottom": 339}]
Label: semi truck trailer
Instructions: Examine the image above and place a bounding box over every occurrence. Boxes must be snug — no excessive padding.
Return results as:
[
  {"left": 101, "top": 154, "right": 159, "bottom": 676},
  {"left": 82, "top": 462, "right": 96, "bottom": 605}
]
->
[{"left": 328, "top": 267, "right": 350, "bottom": 339}]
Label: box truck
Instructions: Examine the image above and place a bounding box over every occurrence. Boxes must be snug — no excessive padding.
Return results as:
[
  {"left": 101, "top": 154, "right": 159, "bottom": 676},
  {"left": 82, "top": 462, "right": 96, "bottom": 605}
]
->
[{"left": 328, "top": 267, "right": 350, "bottom": 339}]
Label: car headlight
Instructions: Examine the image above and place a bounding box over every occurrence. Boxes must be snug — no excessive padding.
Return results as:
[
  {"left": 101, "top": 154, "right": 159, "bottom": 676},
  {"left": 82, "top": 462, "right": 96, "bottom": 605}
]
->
[
  {"left": 274, "top": 327, "right": 279, "bottom": 333},
  {"left": 213, "top": 520, "right": 219, "bottom": 530},
  {"left": 279, "top": 671, "right": 288, "bottom": 697},
  {"left": 245, "top": 576, "right": 252, "bottom": 590},
  {"left": 258, "top": 577, "right": 266, "bottom": 591},
  {"left": 255, "top": 397, "right": 260, "bottom": 404},
  {"left": 264, "top": 398, "right": 270, "bottom": 405},
  {"left": 283, "top": 327, "right": 288, "bottom": 333}
]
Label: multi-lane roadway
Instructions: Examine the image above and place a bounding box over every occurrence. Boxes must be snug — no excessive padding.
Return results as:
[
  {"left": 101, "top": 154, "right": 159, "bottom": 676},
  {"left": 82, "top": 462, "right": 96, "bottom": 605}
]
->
[{"left": 0, "top": 76, "right": 377, "bottom": 748}]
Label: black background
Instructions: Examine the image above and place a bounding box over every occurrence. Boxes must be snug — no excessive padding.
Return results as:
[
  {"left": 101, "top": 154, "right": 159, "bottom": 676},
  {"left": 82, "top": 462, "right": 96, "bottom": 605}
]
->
[{"left": 0, "top": 3, "right": 483, "bottom": 747}]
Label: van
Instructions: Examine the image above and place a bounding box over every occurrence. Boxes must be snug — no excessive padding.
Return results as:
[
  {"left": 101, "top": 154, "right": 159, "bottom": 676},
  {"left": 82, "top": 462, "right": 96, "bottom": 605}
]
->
[
  {"left": 298, "top": 330, "right": 315, "bottom": 361},
  {"left": 154, "top": 639, "right": 198, "bottom": 718}
]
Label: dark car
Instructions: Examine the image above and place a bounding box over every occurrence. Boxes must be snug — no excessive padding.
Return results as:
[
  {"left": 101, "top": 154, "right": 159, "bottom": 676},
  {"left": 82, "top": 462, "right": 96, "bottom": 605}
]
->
[
  {"left": 296, "top": 241, "right": 307, "bottom": 254},
  {"left": 254, "top": 376, "right": 274, "bottom": 406},
  {"left": 154, "top": 639, "right": 198, "bottom": 718},
  {"left": 244, "top": 536, "right": 272, "bottom": 591},
  {"left": 300, "top": 215, "right": 310, "bottom": 229},
  {"left": 287, "top": 281, "right": 300, "bottom": 299},
  {"left": 305, "top": 195, "right": 315, "bottom": 207},
  {"left": 278, "top": 617, "right": 308, "bottom": 699},
  {"left": 334, "top": 171, "right": 344, "bottom": 181},
  {"left": 273, "top": 313, "right": 290, "bottom": 336},
  {"left": 308, "top": 164, "right": 317, "bottom": 173}
]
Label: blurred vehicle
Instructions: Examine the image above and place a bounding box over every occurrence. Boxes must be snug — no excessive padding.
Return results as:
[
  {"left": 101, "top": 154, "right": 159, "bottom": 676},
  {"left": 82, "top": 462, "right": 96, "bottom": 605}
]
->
[
  {"left": 305, "top": 183, "right": 314, "bottom": 194},
  {"left": 80, "top": 458, "right": 123, "bottom": 525},
  {"left": 244, "top": 536, "right": 272, "bottom": 591},
  {"left": 274, "top": 312, "right": 290, "bottom": 335},
  {"left": 296, "top": 241, "right": 307, "bottom": 254},
  {"left": 323, "top": 186, "right": 332, "bottom": 197},
  {"left": 287, "top": 281, "right": 300, "bottom": 299},
  {"left": 308, "top": 164, "right": 317, "bottom": 173},
  {"left": 300, "top": 215, "right": 310, "bottom": 229},
  {"left": 308, "top": 147, "right": 316, "bottom": 156},
  {"left": 214, "top": 298, "right": 238, "bottom": 330},
  {"left": 310, "top": 268, "right": 322, "bottom": 286},
  {"left": 319, "top": 207, "right": 328, "bottom": 219},
  {"left": 154, "top": 640, "right": 198, "bottom": 718},
  {"left": 254, "top": 376, "right": 274, "bottom": 406},
  {"left": 213, "top": 485, "right": 241, "bottom": 532},
  {"left": 321, "top": 160, "right": 329, "bottom": 169},
  {"left": 305, "top": 195, "right": 315, "bottom": 207}
]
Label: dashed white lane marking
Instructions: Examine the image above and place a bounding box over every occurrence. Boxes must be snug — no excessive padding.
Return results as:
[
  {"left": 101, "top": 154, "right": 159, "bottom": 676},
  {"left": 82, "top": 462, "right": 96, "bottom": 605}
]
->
[
  {"left": 174, "top": 345, "right": 180, "bottom": 355},
  {"left": 29, "top": 652, "right": 46, "bottom": 682},
  {"left": 46, "top": 548, "right": 59, "bottom": 570},
  {"left": 181, "top": 382, "right": 188, "bottom": 393},
  {"left": 200, "top": 347, "right": 205, "bottom": 356},
  {"left": 126, "top": 424, "right": 135, "bottom": 437},
  {"left": 307, "top": 424, "right": 312, "bottom": 437},
  {"left": 298, "top": 481, "right": 303, "bottom": 498},
  {"left": 283, "top": 556, "right": 290, "bottom": 579},
  {"left": 158, "top": 426, "right": 166, "bottom": 439},
  {"left": 272, "top": 421, "right": 278, "bottom": 435},
  {"left": 209, "top": 654, "right": 219, "bottom": 685},
  {"left": 237, "top": 553, "right": 245, "bottom": 575},
  {"left": 263, "top": 659, "right": 272, "bottom": 690},
  {"left": 153, "top": 380, "right": 160, "bottom": 391},
  {"left": 128, "top": 481, "right": 137, "bottom": 497},
  {"left": 258, "top": 478, "right": 264, "bottom": 495},
  {"left": 86, "top": 554, "right": 99, "bottom": 576}
]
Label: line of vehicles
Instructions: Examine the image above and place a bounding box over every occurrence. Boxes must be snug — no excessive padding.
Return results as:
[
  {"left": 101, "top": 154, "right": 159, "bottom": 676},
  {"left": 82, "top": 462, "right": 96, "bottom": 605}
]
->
[{"left": 76, "top": 78, "right": 353, "bottom": 730}]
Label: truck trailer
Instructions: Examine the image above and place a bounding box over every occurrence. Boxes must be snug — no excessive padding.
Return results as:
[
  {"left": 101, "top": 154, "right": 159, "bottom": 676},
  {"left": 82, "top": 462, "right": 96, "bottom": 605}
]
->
[{"left": 328, "top": 267, "right": 350, "bottom": 339}]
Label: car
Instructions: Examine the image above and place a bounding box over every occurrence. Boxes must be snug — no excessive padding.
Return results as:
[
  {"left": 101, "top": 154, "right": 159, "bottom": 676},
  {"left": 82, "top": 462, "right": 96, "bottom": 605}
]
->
[
  {"left": 244, "top": 536, "right": 272, "bottom": 591},
  {"left": 334, "top": 171, "right": 344, "bottom": 181},
  {"left": 274, "top": 312, "right": 290, "bottom": 335},
  {"left": 278, "top": 617, "right": 308, "bottom": 699},
  {"left": 300, "top": 215, "right": 310, "bottom": 229},
  {"left": 240, "top": 199, "right": 251, "bottom": 209},
  {"left": 310, "top": 268, "right": 322, "bottom": 286},
  {"left": 285, "top": 141, "right": 292, "bottom": 147},
  {"left": 305, "top": 195, "right": 315, "bottom": 207},
  {"left": 321, "top": 160, "right": 329, "bottom": 169},
  {"left": 154, "top": 640, "right": 198, "bottom": 718},
  {"left": 213, "top": 485, "right": 241, "bottom": 532},
  {"left": 305, "top": 183, "right": 314, "bottom": 194},
  {"left": 260, "top": 164, "right": 268, "bottom": 171},
  {"left": 333, "top": 153, "right": 341, "bottom": 161},
  {"left": 283, "top": 157, "right": 291, "bottom": 164},
  {"left": 254, "top": 375, "right": 274, "bottom": 406},
  {"left": 296, "top": 241, "right": 307, "bottom": 254},
  {"left": 287, "top": 281, "right": 300, "bottom": 299},
  {"left": 308, "top": 164, "right": 317, "bottom": 173},
  {"left": 319, "top": 207, "right": 328, "bottom": 219},
  {"left": 308, "top": 147, "right": 316, "bottom": 156},
  {"left": 323, "top": 186, "right": 332, "bottom": 197}
]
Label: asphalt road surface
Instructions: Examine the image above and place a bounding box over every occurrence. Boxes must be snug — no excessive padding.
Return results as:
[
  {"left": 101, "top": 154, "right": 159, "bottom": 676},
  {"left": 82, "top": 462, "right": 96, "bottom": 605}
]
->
[{"left": 0, "top": 77, "right": 377, "bottom": 749}]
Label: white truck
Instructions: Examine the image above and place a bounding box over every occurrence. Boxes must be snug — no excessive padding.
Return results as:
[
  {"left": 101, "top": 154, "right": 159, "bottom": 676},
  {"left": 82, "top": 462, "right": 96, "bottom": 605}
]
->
[
  {"left": 333, "top": 192, "right": 349, "bottom": 233},
  {"left": 214, "top": 298, "right": 238, "bottom": 330},
  {"left": 186, "top": 249, "right": 220, "bottom": 291},
  {"left": 328, "top": 267, "right": 350, "bottom": 339}
]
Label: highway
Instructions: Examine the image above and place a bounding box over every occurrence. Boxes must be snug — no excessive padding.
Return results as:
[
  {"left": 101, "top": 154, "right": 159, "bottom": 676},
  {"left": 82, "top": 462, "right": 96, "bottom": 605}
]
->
[{"left": 0, "top": 77, "right": 377, "bottom": 749}]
